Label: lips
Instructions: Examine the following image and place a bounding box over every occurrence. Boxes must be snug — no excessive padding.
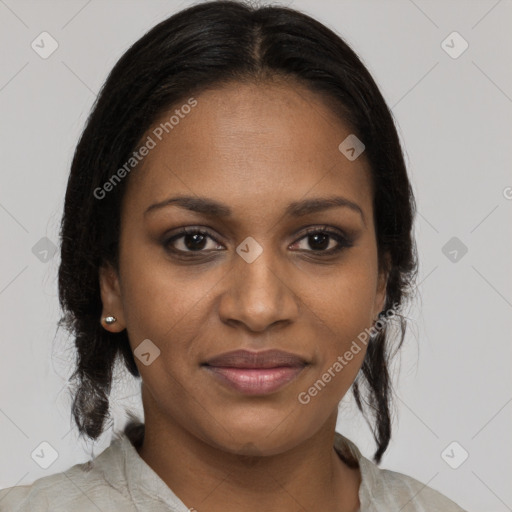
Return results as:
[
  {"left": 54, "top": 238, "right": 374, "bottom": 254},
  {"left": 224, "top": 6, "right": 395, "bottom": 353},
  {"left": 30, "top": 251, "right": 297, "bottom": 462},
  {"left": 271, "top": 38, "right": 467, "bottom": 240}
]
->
[
  {"left": 202, "top": 349, "right": 308, "bottom": 395},
  {"left": 202, "top": 349, "right": 308, "bottom": 369}
]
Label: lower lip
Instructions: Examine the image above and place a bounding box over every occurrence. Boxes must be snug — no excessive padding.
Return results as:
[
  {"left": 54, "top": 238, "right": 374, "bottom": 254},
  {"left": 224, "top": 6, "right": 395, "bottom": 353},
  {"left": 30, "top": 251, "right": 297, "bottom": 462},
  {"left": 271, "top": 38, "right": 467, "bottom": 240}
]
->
[{"left": 203, "top": 366, "right": 305, "bottom": 395}]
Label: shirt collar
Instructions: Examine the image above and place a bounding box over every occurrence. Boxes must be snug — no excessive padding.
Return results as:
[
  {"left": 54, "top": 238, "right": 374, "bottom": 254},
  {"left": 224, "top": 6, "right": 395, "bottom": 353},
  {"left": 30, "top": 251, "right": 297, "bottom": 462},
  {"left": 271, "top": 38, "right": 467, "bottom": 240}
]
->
[
  {"left": 333, "top": 431, "right": 378, "bottom": 509},
  {"left": 99, "top": 420, "right": 377, "bottom": 510}
]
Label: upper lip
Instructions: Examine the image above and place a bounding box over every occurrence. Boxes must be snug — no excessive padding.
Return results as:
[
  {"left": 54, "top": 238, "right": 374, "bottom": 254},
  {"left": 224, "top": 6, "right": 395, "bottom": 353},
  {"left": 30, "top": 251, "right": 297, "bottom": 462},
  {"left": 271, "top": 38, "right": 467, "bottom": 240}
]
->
[{"left": 202, "top": 349, "right": 308, "bottom": 369}]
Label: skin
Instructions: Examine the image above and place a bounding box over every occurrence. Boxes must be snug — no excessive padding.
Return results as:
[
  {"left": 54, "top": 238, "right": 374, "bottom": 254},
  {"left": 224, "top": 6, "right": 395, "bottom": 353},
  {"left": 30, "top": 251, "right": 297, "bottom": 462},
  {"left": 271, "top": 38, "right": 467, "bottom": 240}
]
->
[{"left": 99, "top": 78, "right": 389, "bottom": 512}]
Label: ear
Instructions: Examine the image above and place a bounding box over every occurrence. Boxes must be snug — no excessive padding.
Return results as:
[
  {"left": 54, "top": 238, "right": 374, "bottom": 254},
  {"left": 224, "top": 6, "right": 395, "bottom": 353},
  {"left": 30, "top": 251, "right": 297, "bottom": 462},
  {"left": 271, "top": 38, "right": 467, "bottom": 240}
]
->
[
  {"left": 98, "top": 263, "right": 126, "bottom": 332},
  {"left": 373, "top": 251, "right": 390, "bottom": 319}
]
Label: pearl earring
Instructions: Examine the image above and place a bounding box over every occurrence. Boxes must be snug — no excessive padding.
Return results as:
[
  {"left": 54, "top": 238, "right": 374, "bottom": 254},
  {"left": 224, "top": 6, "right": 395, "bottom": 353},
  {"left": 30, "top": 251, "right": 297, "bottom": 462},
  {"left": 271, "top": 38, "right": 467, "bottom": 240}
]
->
[{"left": 104, "top": 316, "right": 117, "bottom": 325}]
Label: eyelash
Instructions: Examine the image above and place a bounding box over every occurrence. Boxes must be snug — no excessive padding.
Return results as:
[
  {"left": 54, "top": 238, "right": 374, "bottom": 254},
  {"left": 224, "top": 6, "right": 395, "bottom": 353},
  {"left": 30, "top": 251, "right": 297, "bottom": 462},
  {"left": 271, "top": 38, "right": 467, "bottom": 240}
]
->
[{"left": 163, "top": 225, "right": 354, "bottom": 258}]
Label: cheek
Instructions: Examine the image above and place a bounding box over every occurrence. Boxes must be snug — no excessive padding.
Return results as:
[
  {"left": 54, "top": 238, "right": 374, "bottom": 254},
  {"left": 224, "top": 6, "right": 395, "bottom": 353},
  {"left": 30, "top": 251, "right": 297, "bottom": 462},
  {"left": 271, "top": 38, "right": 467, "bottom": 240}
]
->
[
  {"left": 296, "top": 285, "right": 373, "bottom": 413},
  {"left": 300, "top": 256, "right": 378, "bottom": 386},
  {"left": 118, "top": 240, "right": 219, "bottom": 353},
  {"left": 308, "top": 256, "right": 378, "bottom": 337}
]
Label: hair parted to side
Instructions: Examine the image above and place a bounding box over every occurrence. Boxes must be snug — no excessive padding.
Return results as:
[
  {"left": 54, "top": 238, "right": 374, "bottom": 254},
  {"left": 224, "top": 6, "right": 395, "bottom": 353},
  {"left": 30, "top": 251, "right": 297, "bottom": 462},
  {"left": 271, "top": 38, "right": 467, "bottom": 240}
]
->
[{"left": 58, "top": 0, "right": 418, "bottom": 464}]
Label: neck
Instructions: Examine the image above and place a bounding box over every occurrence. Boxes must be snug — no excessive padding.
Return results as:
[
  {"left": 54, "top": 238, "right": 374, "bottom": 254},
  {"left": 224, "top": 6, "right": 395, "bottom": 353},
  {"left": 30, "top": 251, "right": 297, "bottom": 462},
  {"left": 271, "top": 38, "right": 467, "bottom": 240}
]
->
[{"left": 135, "top": 393, "right": 361, "bottom": 512}]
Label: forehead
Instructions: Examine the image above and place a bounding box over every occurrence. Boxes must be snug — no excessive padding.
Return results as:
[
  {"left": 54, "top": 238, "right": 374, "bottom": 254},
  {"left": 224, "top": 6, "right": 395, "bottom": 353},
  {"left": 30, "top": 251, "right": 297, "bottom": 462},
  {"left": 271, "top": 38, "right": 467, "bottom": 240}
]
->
[{"left": 122, "top": 79, "right": 373, "bottom": 221}]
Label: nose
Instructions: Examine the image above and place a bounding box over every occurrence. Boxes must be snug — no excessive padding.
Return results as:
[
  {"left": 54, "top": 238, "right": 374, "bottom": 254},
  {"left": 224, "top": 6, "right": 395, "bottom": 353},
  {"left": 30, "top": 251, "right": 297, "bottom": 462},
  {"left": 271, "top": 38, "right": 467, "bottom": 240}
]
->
[{"left": 217, "top": 245, "right": 300, "bottom": 333}]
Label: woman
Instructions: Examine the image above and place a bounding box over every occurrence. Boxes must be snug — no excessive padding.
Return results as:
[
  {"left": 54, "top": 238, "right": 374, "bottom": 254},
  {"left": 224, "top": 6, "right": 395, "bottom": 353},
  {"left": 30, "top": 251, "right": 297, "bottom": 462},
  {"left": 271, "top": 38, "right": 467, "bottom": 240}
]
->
[{"left": 0, "top": 1, "right": 467, "bottom": 510}]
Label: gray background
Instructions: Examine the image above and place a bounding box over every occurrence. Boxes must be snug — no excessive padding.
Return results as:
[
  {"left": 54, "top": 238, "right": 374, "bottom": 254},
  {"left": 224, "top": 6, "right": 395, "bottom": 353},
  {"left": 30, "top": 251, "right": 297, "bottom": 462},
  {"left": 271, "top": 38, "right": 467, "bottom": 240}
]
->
[{"left": 1, "top": 0, "right": 511, "bottom": 510}]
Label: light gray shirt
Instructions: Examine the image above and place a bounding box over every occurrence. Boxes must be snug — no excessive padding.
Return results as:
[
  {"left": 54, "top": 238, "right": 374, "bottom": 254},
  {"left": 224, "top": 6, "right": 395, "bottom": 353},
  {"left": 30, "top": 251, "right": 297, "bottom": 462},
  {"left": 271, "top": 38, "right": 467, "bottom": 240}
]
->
[{"left": 0, "top": 424, "right": 467, "bottom": 511}]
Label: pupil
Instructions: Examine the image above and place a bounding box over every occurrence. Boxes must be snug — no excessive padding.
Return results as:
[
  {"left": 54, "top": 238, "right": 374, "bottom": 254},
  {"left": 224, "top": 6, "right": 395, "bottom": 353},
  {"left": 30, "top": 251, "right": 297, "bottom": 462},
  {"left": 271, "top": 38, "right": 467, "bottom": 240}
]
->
[
  {"left": 310, "top": 233, "right": 329, "bottom": 250},
  {"left": 185, "top": 233, "right": 207, "bottom": 251}
]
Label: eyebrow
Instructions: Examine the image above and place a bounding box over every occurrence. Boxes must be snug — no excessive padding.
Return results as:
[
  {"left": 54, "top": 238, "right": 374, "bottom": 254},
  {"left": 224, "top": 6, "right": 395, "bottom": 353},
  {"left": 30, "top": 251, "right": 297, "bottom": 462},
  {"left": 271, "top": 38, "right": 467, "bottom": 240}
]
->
[{"left": 144, "top": 194, "right": 366, "bottom": 225}]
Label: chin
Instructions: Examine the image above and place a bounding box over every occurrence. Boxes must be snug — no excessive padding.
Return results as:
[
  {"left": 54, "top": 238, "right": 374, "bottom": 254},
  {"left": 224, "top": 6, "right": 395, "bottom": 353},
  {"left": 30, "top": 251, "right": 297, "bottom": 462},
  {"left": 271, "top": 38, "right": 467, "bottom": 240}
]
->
[{"left": 199, "top": 413, "right": 315, "bottom": 457}]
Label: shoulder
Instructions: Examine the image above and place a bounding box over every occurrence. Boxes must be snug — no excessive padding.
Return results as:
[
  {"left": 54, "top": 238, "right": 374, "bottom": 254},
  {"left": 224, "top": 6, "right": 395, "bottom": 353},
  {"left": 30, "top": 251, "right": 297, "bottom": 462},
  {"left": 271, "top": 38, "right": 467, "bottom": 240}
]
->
[
  {"left": 334, "top": 432, "right": 468, "bottom": 512},
  {"left": 0, "top": 439, "right": 136, "bottom": 512},
  {"left": 362, "top": 462, "right": 467, "bottom": 511}
]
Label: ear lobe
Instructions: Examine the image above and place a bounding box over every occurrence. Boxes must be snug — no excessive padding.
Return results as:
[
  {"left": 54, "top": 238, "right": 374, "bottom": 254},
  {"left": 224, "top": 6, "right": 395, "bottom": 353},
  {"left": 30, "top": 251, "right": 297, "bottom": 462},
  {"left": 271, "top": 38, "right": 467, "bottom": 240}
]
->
[{"left": 98, "top": 263, "right": 126, "bottom": 332}]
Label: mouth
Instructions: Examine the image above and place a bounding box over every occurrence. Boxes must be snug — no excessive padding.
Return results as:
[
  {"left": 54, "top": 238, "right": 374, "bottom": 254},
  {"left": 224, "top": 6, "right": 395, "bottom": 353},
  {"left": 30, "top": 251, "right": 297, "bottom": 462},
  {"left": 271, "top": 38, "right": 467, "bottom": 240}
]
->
[{"left": 201, "top": 349, "right": 309, "bottom": 395}]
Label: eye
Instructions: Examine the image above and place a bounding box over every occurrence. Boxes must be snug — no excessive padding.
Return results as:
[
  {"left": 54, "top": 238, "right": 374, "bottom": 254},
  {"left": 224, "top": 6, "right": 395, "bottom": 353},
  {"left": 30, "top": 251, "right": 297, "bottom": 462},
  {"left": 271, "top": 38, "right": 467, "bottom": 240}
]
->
[
  {"left": 163, "top": 225, "right": 353, "bottom": 257},
  {"left": 290, "top": 226, "right": 353, "bottom": 255},
  {"left": 163, "top": 227, "right": 224, "bottom": 254}
]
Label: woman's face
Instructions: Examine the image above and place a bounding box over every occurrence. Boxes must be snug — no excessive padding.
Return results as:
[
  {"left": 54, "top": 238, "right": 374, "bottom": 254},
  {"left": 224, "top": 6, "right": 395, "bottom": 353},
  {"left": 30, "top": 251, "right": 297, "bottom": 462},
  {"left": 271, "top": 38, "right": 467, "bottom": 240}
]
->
[{"left": 100, "top": 79, "right": 388, "bottom": 456}]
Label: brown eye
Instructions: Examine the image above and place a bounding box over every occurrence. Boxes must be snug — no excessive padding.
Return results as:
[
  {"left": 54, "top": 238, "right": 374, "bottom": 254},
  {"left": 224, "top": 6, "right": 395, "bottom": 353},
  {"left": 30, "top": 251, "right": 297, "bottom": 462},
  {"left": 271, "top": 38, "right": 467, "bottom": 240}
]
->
[
  {"left": 163, "top": 225, "right": 354, "bottom": 259},
  {"left": 164, "top": 228, "right": 223, "bottom": 253},
  {"left": 290, "top": 227, "right": 353, "bottom": 255}
]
